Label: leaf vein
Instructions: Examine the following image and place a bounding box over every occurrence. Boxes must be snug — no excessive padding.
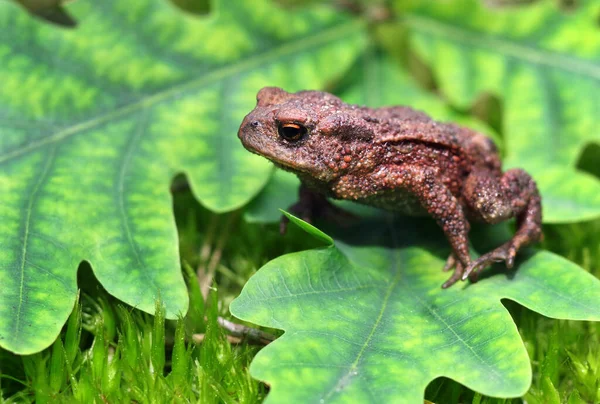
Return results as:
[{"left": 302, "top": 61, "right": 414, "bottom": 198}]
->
[
  {"left": 322, "top": 269, "right": 402, "bottom": 400},
  {"left": 409, "top": 291, "right": 503, "bottom": 381},
  {"left": 116, "top": 112, "right": 159, "bottom": 293},
  {"left": 14, "top": 146, "right": 57, "bottom": 340},
  {"left": 0, "top": 20, "right": 363, "bottom": 165},
  {"left": 260, "top": 284, "right": 379, "bottom": 301},
  {"left": 405, "top": 15, "right": 600, "bottom": 79}
]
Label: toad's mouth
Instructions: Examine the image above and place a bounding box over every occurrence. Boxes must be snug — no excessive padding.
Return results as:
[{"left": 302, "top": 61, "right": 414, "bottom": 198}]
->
[
  {"left": 240, "top": 138, "right": 316, "bottom": 176},
  {"left": 252, "top": 148, "right": 316, "bottom": 177},
  {"left": 271, "top": 160, "right": 312, "bottom": 175}
]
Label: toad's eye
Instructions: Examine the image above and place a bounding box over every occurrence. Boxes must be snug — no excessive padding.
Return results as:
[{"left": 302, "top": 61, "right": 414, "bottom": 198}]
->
[{"left": 278, "top": 123, "right": 307, "bottom": 142}]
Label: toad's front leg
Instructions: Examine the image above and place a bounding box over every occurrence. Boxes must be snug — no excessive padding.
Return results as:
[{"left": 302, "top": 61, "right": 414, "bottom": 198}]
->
[
  {"left": 378, "top": 165, "right": 473, "bottom": 288},
  {"left": 280, "top": 183, "right": 354, "bottom": 234}
]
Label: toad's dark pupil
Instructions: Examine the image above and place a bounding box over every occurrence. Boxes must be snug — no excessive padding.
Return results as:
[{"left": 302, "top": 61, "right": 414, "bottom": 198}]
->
[{"left": 278, "top": 123, "right": 306, "bottom": 141}]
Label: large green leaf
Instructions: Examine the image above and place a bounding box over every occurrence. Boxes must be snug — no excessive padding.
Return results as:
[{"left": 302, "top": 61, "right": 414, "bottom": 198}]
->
[
  {"left": 398, "top": 0, "right": 600, "bottom": 177},
  {"left": 0, "top": 0, "right": 367, "bottom": 354},
  {"left": 230, "top": 214, "right": 600, "bottom": 403}
]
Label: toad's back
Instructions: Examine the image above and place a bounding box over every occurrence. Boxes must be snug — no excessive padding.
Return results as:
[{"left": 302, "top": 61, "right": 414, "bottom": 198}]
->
[
  {"left": 368, "top": 105, "right": 502, "bottom": 175},
  {"left": 311, "top": 104, "right": 504, "bottom": 212}
]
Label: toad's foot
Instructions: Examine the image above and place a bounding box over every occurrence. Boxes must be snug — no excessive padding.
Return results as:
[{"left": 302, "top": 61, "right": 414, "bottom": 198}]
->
[
  {"left": 461, "top": 241, "right": 516, "bottom": 281},
  {"left": 441, "top": 253, "right": 467, "bottom": 289}
]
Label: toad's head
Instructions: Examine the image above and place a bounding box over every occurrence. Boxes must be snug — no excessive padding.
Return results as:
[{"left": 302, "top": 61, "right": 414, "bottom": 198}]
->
[{"left": 238, "top": 87, "right": 374, "bottom": 183}]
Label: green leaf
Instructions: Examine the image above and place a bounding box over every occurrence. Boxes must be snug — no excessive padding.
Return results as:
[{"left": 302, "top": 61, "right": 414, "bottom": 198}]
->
[
  {"left": 398, "top": 0, "right": 600, "bottom": 170},
  {"left": 244, "top": 170, "right": 299, "bottom": 224},
  {"left": 0, "top": 0, "right": 367, "bottom": 354},
  {"left": 281, "top": 211, "right": 334, "bottom": 245},
  {"left": 398, "top": 0, "right": 600, "bottom": 223},
  {"left": 523, "top": 165, "right": 600, "bottom": 223},
  {"left": 230, "top": 214, "right": 600, "bottom": 402}
]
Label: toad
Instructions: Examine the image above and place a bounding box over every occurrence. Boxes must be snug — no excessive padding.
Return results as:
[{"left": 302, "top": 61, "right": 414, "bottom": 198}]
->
[{"left": 238, "top": 87, "right": 542, "bottom": 288}]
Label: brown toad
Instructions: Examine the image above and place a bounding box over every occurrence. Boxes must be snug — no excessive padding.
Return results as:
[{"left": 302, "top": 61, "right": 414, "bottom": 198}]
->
[{"left": 238, "top": 87, "right": 542, "bottom": 288}]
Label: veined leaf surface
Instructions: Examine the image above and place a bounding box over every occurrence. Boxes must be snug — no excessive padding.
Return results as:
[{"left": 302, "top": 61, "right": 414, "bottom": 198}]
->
[
  {"left": 0, "top": 0, "right": 367, "bottom": 354},
  {"left": 231, "top": 214, "right": 600, "bottom": 403},
  {"left": 398, "top": 0, "right": 600, "bottom": 171}
]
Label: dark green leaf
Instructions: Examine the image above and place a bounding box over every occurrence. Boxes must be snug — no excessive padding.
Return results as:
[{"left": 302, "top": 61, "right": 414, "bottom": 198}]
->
[
  {"left": 0, "top": 0, "right": 367, "bottom": 354},
  {"left": 398, "top": 0, "right": 600, "bottom": 176}
]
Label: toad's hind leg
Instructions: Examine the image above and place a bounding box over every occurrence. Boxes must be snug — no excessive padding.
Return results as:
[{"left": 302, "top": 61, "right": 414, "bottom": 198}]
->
[
  {"left": 463, "top": 168, "right": 543, "bottom": 280},
  {"left": 383, "top": 165, "right": 472, "bottom": 288}
]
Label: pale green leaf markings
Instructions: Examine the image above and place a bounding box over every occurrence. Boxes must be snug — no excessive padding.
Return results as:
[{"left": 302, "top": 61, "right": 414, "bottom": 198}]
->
[
  {"left": 490, "top": 251, "right": 600, "bottom": 320},
  {"left": 42, "top": 119, "right": 187, "bottom": 319},
  {"left": 0, "top": 50, "right": 101, "bottom": 119},
  {"left": 139, "top": 0, "right": 257, "bottom": 64},
  {"left": 0, "top": 7, "right": 109, "bottom": 118},
  {"left": 231, "top": 216, "right": 600, "bottom": 402},
  {"left": 0, "top": 150, "right": 77, "bottom": 353},
  {"left": 334, "top": 242, "right": 530, "bottom": 396},
  {"left": 412, "top": 31, "right": 505, "bottom": 108},
  {"left": 472, "top": 48, "right": 508, "bottom": 96},
  {"left": 402, "top": 1, "right": 600, "bottom": 64},
  {"left": 148, "top": 86, "right": 272, "bottom": 212},
  {"left": 504, "top": 64, "right": 558, "bottom": 164},
  {"left": 340, "top": 51, "right": 494, "bottom": 136},
  {"left": 0, "top": 117, "right": 179, "bottom": 354},
  {"left": 52, "top": 1, "right": 190, "bottom": 91},
  {"left": 530, "top": 166, "right": 600, "bottom": 223},
  {"left": 166, "top": 16, "right": 255, "bottom": 63},
  {"left": 433, "top": 40, "right": 476, "bottom": 108},
  {"left": 238, "top": 23, "right": 367, "bottom": 94},
  {"left": 503, "top": 70, "right": 600, "bottom": 221},
  {"left": 0, "top": 16, "right": 365, "bottom": 168},
  {"left": 549, "top": 70, "right": 599, "bottom": 157},
  {"left": 0, "top": 0, "right": 367, "bottom": 353},
  {"left": 231, "top": 0, "right": 343, "bottom": 41}
]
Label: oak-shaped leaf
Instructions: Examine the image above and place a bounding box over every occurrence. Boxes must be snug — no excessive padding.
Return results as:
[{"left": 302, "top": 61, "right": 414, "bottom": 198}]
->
[
  {"left": 0, "top": 0, "right": 367, "bottom": 354},
  {"left": 397, "top": 0, "right": 600, "bottom": 223},
  {"left": 231, "top": 214, "right": 600, "bottom": 402}
]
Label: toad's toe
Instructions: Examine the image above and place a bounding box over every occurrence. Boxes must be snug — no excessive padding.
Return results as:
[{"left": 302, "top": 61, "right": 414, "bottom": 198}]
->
[
  {"left": 442, "top": 258, "right": 465, "bottom": 289},
  {"left": 462, "top": 242, "right": 514, "bottom": 281},
  {"left": 443, "top": 253, "right": 457, "bottom": 272}
]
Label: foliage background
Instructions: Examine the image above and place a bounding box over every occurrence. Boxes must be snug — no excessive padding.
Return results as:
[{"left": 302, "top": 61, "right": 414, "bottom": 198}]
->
[{"left": 0, "top": 0, "right": 599, "bottom": 402}]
